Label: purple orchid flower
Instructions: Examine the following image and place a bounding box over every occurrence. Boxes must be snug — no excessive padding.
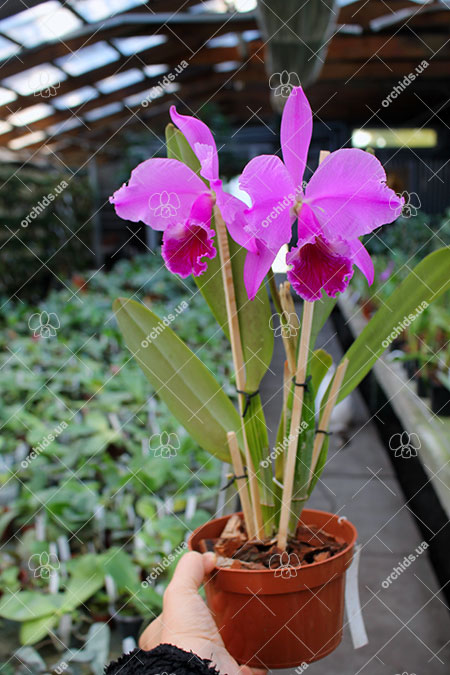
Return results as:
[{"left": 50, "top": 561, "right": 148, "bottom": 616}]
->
[
  {"left": 110, "top": 106, "right": 250, "bottom": 278},
  {"left": 238, "top": 87, "right": 404, "bottom": 301}
]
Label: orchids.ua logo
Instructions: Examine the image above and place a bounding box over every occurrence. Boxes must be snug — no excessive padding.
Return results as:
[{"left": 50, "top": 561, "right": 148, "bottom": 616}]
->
[
  {"left": 149, "top": 431, "right": 180, "bottom": 458},
  {"left": 28, "top": 311, "right": 60, "bottom": 338},
  {"left": 28, "top": 551, "right": 60, "bottom": 579},
  {"left": 149, "top": 191, "right": 181, "bottom": 218},
  {"left": 269, "top": 551, "right": 301, "bottom": 578},
  {"left": 30, "top": 70, "right": 60, "bottom": 98},
  {"left": 269, "top": 70, "right": 301, "bottom": 97},
  {"left": 269, "top": 311, "right": 299, "bottom": 338},
  {"left": 390, "top": 190, "right": 421, "bottom": 218},
  {"left": 389, "top": 431, "right": 421, "bottom": 458}
]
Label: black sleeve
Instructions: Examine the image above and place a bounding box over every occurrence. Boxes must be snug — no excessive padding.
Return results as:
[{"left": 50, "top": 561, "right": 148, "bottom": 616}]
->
[{"left": 105, "top": 643, "right": 222, "bottom": 675}]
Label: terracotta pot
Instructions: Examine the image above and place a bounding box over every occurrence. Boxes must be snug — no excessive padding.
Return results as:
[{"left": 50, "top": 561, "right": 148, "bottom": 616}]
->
[{"left": 188, "top": 508, "right": 357, "bottom": 669}]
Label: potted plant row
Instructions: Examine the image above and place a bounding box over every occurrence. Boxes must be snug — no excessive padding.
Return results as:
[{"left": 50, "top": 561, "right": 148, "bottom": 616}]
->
[{"left": 111, "top": 87, "right": 450, "bottom": 668}]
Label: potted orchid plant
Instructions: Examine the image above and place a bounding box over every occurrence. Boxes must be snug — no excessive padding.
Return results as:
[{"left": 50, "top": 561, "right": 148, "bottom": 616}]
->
[{"left": 111, "top": 87, "right": 450, "bottom": 669}]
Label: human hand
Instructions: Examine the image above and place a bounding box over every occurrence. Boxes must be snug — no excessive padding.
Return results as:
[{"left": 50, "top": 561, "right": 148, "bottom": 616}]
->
[{"left": 139, "top": 551, "right": 266, "bottom": 675}]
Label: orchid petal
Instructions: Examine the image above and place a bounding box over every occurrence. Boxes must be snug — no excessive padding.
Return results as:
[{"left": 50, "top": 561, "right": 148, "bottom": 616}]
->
[
  {"left": 305, "top": 148, "right": 403, "bottom": 240},
  {"left": 239, "top": 154, "right": 296, "bottom": 251},
  {"left": 170, "top": 106, "right": 219, "bottom": 181},
  {"left": 161, "top": 193, "right": 215, "bottom": 277},
  {"left": 280, "top": 86, "right": 313, "bottom": 187},
  {"left": 287, "top": 236, "right": 354, "bottom": 302},
  {"left": 213, "top": 179, "right": 257, "bottom": 253},
  {"left": 110, "top": 158, "right": 207, "bottom": 230},
  {"left": 347, "top": 239, "right": 375, "bottom": 286},
  {"left": 244, "top": 240, "right": 277, "bottom": 301}
]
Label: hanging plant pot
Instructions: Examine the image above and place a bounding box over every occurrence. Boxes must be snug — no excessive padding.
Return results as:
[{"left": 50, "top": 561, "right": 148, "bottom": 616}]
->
[
  {"left": 430, "top": 383, "right": 450, "bottom": 416},
  {"left": 189, "top": 509, "right": 357, "bottom": 670}
]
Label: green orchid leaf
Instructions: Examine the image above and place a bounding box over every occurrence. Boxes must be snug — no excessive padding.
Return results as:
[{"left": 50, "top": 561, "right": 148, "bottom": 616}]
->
[
  {"left": 310, "top": 296, "right": 337, "bottom": 350},
  {"left": 308, "top": 434, "right": 330, "bottom": 496},
  {"left": 310, "top": 349, "right": 333, "bottom": 393},
  {"left": 338, "top": 248, "right": 450, "bottom": 402},
  {"left": 0, "top": 592, "right": 63, "bottom": 622},
  {"left": 165, "top": 124, "right": 274, "bottom": 391},
  {"left": 114, "top": 297, "right": 240, "bottom": 461},
  {"left": 20, "top": 614, "right": 59, "bottom": 646}
]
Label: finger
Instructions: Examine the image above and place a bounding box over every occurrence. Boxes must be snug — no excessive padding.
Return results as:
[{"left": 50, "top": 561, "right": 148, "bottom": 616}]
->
[
  {"left": 139, "top": 614, "right": 163, "bottom": 650},
  {"left": 238, "top": 667, "right": 267, "bottom": 675},
  {"left": 166, "top": 551, "right": 216, "bottom": 598}
]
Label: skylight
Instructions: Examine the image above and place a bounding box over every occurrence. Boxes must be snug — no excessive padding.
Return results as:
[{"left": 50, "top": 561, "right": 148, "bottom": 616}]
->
[
  {"left": 112, "top": 35, "right": 168, "bottom": 56},
  {"left": 47, "top": 117, "right": 83, "bottom": 136},
  {"left": 85, "top": 102, "right": 123, "bottom": 122},
  {"left": 0, "top": 1, "right": 82, "bottom": 48},
  {"left": 144, "top": 65, "right": 169, "bottom": 78},
  {"left": 8, "top": 103, "right": 54, "bottom": 127},
  {"left": 53, "top": 87, "right": 99, "bottom": 110},
  {"left": 2, "top": 64, "right": 67, "bottom": 97},
  {"left": 9, "top": 131, "right": 46, "bottom": 150},
  {"left": 97, "top": 69, "right": 144, "bottom": 94},
  {"left": 69, "top": 0, "right": 147, "bottom": 23},
  {"left": 0, "top": 87, "right": 17, "bottom": 106},
  {"left": 208, "top": 33, "right": 240, "bottom": 48},
  {"left": 0, "top": 121, "right": 12, "bottom": 135},
  {"left": 0, "top": 36, "right": 20, "bottom": 61},
  {"left": 214, "top": 61, "right": 240, "bottom": 72},
  {"left": 56, "top": 42, "right": 120, "bottom": 77},
  {"left": 352, "top": 128, "right": 437, "bottom": 149}
]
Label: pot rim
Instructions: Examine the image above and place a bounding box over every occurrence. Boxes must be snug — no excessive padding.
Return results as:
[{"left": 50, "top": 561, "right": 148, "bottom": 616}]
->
[{"left": 188, "top": 507, "right": 357, "bottom": 574}]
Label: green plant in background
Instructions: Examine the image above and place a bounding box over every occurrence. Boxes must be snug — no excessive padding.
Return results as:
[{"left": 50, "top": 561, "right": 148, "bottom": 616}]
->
[
  {"left": 0, "top": 256, "right": 228, "bottom": 653},
  {"left": 0, "top": 166, "right": 93, "bottom": 301}
]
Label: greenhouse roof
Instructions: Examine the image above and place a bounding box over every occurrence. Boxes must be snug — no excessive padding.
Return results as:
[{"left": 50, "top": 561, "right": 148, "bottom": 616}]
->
[{"left": 0, "top": 0, "right": 449, "bottom": 158}]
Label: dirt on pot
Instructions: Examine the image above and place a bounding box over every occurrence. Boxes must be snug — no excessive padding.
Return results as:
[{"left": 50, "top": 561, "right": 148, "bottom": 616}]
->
[{"left": 198, "top": 514, "right": 346, "bottom": 570}]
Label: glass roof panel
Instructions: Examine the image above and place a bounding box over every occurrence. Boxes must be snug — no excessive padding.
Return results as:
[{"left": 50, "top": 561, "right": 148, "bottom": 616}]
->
[
  {"left": 97, "top": 69, "right": 144, "bottom": 94},
  {"left": 2, "top": 63, "right": 67, "bottom": 97},
  {"left": 0, "top": 87, "right": 17, "bottom": 105},
  {"left": 0, "top": 36, "right": 20, "bottom": 61},
  {"left": 0, "top": 1, "right": 82, "bottom": 48},
  {"left": 47, "top": 117, "right": 83, "bottom": 136},
  {"left": 8, "top": 103, "right": 54, "bottom": 127},
  {"left": 56, "top": 42, "right": 120, "bottom": 77},
  {"left": 9, "top": 131, "right": 46, "bottom": 150},
  {"left": 53, "top": 86, "right": 99, "bottom": 110},
  {"left": 112, "top": 35, "right": 167, "bottom": 56},
  {"left": 143, "top": 65, "right": 169, "bottom": 78},
  {"left": 68, "top": 0, "right": 147, "bottom": 23},
  {"left": 214, "top": 61, "right": 240, "bottom": 72},
  {"left": 85, "top": 102, "right": 123, "bottom": 121},
  {"left": 0, "top": 121, "right": 12, "bottom": 135},
  {"left": 208, "top": 33, "right": 239, "bottom": 48}
]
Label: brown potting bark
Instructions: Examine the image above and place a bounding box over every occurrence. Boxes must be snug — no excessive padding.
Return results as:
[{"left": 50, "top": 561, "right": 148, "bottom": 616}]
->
[{"left": 201, "top": 515, "right": 346, "bottom": 570}]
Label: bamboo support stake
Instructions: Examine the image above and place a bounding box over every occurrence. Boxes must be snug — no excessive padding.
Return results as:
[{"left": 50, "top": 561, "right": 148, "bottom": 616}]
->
[
  {"left": 227, "top": 431, "right": 254, "bottom": 538},
  {"left": 214, "top": 205, "right": 264, "bottom": 538},
  {"left": 277, "top": 300, "right": 315, "bottom": 550},
  {"left": 309, "top": 359, "right": 349, "bottom": 486}
]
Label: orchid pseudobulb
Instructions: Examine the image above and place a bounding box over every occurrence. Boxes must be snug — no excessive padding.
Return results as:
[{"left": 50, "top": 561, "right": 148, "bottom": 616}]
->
[
  {"left": 238, "top": 87, "right": 403, "bottom": 301},
  {"left": 110, "top": 107, "right": 249, "bottom": 278}
]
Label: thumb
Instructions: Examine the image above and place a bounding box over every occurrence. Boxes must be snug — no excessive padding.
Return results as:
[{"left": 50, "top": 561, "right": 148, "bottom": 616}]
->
[{"left": 165, "top": 551, "right": 216, "bottom": 597}]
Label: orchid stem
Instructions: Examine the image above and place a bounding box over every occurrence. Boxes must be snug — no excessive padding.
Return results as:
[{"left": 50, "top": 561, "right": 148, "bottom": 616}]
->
[
  {"left": 214, "top": 204, "right": 264, "bottom": 539},
  {"left": 268, "top": 268, "right": 283, "bottom": 316},
  {"left": 277, "top": 300, "right": 315, "bottom": 550}
]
